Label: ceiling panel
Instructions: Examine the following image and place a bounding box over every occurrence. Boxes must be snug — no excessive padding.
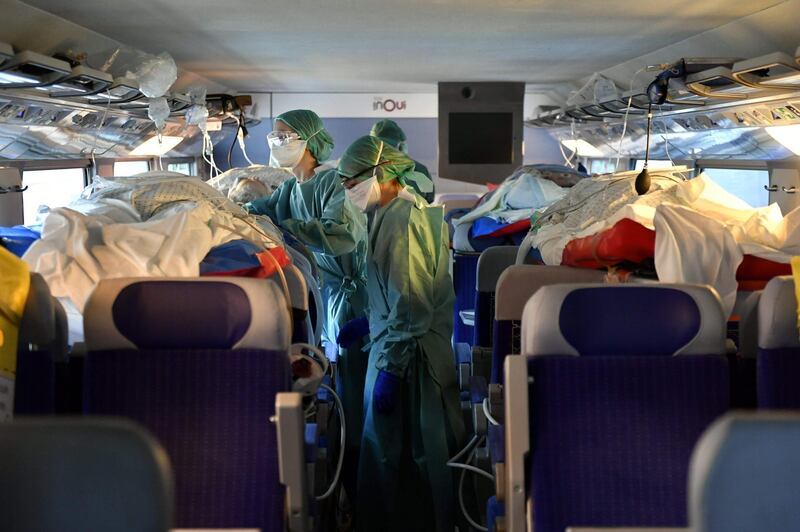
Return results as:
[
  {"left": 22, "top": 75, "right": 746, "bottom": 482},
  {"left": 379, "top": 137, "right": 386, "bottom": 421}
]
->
[{"left": 17, "top": 0, "right": 791, "bottom": 92}]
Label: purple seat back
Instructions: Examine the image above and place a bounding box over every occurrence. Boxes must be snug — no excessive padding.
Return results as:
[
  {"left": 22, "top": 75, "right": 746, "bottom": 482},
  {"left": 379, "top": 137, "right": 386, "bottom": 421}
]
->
[
  {"left": 83, "top": 277, "right": 292, "bottom": 531},
  {"left": 522, "top": 284, "right": 729, "bottom": 532},
  {"left": 757, "top": 276, "right": 800, "bottom": 408},
  {"left": 491, "top": 265, "right": 607, "bottom": 382},
  {"left": 453, "top": 252, "right": 480, "bottom": 344},
  {"left": 15, "top": 273, "right": 65, "bottom": 415}
]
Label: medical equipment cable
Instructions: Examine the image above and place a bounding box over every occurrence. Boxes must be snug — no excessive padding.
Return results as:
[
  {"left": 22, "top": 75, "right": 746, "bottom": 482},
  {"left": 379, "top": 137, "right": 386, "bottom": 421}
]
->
[
  {"left": 659, "top": 105, "right": 677, "bottom": 168},
  {"left": 89, "top": 90, "right": 113, "bottom": 176},
  {"left": 635, "top": 103, "right": 654, "bottom": 195},
  {"left": 227, "top": 117, "right": 242, "bottom": 168},
  {"left": 291, "top": 342, "right": 331, "bottom": 377},
  {"left": 156, "top": 131, "right": 164, "bottom": 172},
  {"left": 449, "top": 457, "right": 495, "bottom": 483},
  {"left": 203, "top": 130, "right": 222, "bottom": 177},
  {"left": 304, "top": 402, "right": 317, "bottom": 419},
  {"left": 457, "top": 437, "right": 490, "bottom": 532},
  {"left": 315, "top": 382, "right": 346, "bottom": 501},
  {"left": 449, "top": 435, "right": 481, "bottom": 464},
  {"left": 235, "top": 110, "right": 256, "bottom": 166},
  {"left": 482, "top": 398, "right": 501, "bottom": 426},
  {"left": 448, "top": 434, "right": 495, "bottom": 483},
  {"left": 202, "top": 132, "right": 214, "bottom": 176},
  {"left": 229, "top": 213, "right": 277, "bottom": 243},
  {"left": 615, "top": 67, "right": 648, "bottom": 171}
]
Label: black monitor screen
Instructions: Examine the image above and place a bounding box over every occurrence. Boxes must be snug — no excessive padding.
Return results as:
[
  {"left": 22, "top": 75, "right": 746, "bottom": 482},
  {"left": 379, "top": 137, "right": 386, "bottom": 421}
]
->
[{"left": 448, "top": 112, "right": 513, "bottom": 164}]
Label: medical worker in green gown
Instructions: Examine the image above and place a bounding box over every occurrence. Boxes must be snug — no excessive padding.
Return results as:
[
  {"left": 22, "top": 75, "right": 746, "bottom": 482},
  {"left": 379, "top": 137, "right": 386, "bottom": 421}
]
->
[
  {"left": 369, "top": 119, "right": 435, "bottom": 203},
  {"left": 244, "top": 109, "right": 369, "bottom": 503},
  {"left": 338, "top": 136, "right": 465, "bottom": 532}
]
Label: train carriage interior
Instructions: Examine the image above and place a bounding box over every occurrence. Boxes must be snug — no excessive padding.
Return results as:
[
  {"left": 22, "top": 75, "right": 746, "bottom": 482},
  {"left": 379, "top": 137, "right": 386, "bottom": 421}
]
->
[{"left": 4, "top": 0, "right": 800, "bottom": 531}]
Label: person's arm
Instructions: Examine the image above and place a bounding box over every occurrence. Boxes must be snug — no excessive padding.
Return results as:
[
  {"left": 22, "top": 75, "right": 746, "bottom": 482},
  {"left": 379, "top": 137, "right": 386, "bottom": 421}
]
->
[
  {"left": 281, "top": 177, "right": 363, "bottom": 257},
  {"left": 243, "top": 179, "right": 295, "bottom": 222}
]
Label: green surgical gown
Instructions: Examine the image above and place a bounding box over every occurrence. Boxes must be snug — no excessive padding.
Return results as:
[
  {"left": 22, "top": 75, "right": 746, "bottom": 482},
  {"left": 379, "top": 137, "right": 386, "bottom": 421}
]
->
[{"left": 357, "top": 188, "right": 465, "bottom": 532}]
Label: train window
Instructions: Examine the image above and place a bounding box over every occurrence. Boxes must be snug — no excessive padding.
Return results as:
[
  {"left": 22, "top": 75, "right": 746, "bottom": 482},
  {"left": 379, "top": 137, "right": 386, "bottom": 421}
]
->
[
  {"left": 702, "top": 168, "right": 769, "bottom": 208},
  {"left": 588, "top": 159, "right": 617, "bottom": 175},
  {"left": 113, "top": 160, "right": 150, "bottom": 176},
  {"left": 167, "top": 162, "right": 194, "bottom": 175},
  {"left": 22, "top": 168, "right": 86, "bottom": 225}
]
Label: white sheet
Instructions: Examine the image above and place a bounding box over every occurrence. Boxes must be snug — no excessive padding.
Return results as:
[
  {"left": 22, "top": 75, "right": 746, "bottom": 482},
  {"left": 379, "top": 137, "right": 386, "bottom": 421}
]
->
[
  {"left": 527, "top": 171, "right": 800, "bottom": 316},
  {"left": 655, "top": 204, "right": 743, "bottom": 315},
  {"left": 454, "top": 170, "right": 567, "bottom": 226},
  {"left": 23, "top": 173, "right": 285, "bottom": 333}
]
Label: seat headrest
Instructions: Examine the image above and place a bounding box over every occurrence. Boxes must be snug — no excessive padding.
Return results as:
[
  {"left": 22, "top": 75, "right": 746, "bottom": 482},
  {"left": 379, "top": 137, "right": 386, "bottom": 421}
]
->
[
  {"left": 18, "top": 273, "right": 56, "bottom": 349},
  {"left": 690, "top": 412, "right": 800, "bottom": 531},
  {"left": 476, "top": 246, "right": 520, "bottom": 292},
  {"left": 758, "top": 276, "right": 799, "bottom": 350},
  {"left": 736, "top": 290, "right": 762, "bottom": 358},
  {"left": 0, "top": 418, "right": 172, "bottom": 531},
  {"left": 52, "top": 299, "right": 68, "bottom": 362},
  {"left": 85, "top": 277, "right": 291, "bottom": 352},
  {"left": 522, "top": 283, "right": 726, "bottom": 357},
  {"left": 494, "top": 265, "right": 608, "bottom": 321}
]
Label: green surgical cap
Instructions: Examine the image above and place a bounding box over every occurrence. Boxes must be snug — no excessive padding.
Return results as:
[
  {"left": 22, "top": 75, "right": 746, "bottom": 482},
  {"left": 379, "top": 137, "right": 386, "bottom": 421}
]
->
[
  {"left": 275, "top": 109, "right": 334, "bottom": 163},
  {"left": 338, "top": 136, "right": 433, "bottom": 193},
  {"left": 369, "top": 119, "right": 406, "bottom": 149}
]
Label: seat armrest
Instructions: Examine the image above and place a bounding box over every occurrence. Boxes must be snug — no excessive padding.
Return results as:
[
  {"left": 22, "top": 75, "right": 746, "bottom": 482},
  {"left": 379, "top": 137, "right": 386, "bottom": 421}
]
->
[
  {"left": 488, "top": 383, "right": 504, "bottom": 424},
  {"left": 275, "top": 392, "right": 310, "bottom": 532}
]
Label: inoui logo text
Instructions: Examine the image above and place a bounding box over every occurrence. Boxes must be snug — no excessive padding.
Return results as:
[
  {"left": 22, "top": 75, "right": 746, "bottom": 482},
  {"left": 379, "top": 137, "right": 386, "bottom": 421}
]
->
[{"left": 373, "top": 97, "right": 407, "bottom": 112}]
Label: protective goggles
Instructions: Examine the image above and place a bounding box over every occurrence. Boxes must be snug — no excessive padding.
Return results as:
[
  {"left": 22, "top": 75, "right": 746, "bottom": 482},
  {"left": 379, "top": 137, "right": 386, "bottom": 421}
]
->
[{"left": 267, "top": 130, "right": 301, "bottom": 143}]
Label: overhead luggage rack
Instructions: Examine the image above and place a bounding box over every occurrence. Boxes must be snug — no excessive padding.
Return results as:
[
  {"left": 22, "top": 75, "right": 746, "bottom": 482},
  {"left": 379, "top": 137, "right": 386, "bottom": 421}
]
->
[
  {"left": 44, "top": 65, "right": 113, "bottom": 99},
  {"left": 118, "top": 92, "right": 192, "bottom": 114},
  {"left": 0, "top": 50, "right": 71, "bottom": 89},
  {"left": 528, "top": 48, "right": 800, "bottom": 134},
  {"left": 598, "top": 98, "right": 646, "bottom": 115},
  {"left": 564, "top": 108, "right": 604, "bottom": 121},
  {"left": 0, "top": 42, "right": 13, "bottom": 67},
  {"left": 582, "top": 104, "right": 623, "bottom": 118},
  {"left": 83, "top": 77, "right": 143, "bottom": 104},
  {"left": 685, "top": 67, "right": 755, "bottom": 100},
  {"left": 732, "top": 51, "right": 800, "bottom": 91}
]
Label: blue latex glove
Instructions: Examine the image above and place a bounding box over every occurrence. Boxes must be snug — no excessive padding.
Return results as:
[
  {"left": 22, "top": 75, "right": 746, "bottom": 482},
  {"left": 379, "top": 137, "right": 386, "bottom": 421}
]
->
[
  {"left": 373, "top": 370, "right": 401, "bottom": 415},
  {"left": 337, "top": 316, "right": 370, "bottom": 348}
]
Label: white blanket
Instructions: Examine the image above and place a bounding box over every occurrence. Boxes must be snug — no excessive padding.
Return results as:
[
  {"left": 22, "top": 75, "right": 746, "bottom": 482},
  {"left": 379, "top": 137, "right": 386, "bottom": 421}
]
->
[
  {"left": 454, "top": 170, "right": 567, "bottom": 226},
  {"left": 528, "top": 170, "right": 800, "bottom": 315},
  {"left": 23, "top": 174, "right": 284, "bottom": 342}
]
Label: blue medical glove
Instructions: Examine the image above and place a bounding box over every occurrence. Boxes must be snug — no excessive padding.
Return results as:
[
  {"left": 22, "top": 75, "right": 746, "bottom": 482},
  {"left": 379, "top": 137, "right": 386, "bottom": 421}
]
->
[
  {"left": 373, "top": 370, "right": 401, "bottom": 415},
  {"left": 337, "top": 316, "right": 370, "bottom": 348}
]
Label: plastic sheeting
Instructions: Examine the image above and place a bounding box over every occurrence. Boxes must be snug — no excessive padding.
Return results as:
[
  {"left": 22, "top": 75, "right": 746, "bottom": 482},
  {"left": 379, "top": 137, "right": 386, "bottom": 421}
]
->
[{"left": 206, "top": 165, "right": 294, "bottom": 198}]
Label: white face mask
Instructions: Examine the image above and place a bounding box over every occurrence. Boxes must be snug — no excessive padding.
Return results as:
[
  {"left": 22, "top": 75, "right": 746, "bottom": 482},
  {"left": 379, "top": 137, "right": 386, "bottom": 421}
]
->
[
  {"left": 346, "top": 176, "right": 381, "bottom": 213},
  {"left": 267, "top": 132, "right": 308, "bottom": 170}
]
